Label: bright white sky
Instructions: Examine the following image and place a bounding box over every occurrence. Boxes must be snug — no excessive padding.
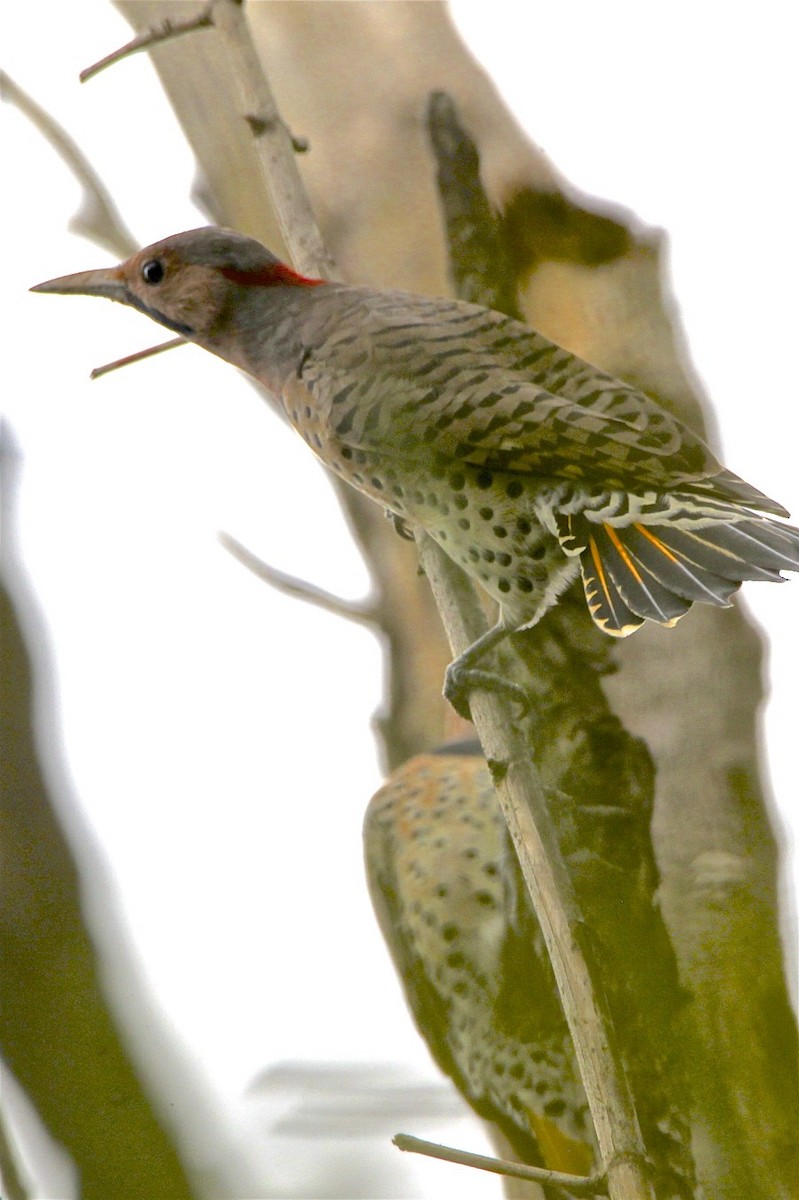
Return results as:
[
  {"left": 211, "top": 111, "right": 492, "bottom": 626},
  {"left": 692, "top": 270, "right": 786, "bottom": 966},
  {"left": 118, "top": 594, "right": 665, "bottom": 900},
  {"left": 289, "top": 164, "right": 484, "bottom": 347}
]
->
[{"left": 3, "top": 2, "right": 797, "bottom": 1197}]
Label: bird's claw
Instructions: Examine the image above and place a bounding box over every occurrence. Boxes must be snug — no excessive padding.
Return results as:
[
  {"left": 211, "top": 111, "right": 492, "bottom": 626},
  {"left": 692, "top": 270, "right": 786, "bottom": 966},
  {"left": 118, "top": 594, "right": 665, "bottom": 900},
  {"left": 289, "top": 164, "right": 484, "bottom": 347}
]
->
[
  {"left": 386, "top": 510, "right": 415, "bottom": 540},
  {"left": 444, "top": 663, "right": 531, "bottom": 721}
]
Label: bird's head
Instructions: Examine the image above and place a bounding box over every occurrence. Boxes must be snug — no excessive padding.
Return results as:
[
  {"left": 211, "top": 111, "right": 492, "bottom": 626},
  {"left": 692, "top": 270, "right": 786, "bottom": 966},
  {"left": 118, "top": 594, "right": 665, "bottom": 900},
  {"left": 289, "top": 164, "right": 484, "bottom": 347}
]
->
[{"left": 31, "top": 226, "right": 324, "bottom": 341}]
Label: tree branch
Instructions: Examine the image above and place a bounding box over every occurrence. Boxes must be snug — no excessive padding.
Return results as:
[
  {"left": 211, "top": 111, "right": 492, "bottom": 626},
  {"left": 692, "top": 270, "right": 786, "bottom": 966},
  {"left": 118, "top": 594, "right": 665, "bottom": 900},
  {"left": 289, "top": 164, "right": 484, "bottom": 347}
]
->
[
  {"left": 210, "top": 0, "right": 336, "bottom": 280},
  {"left": 80, "top": 3, "right": 214, "bottom": 82},
  {"left": 426, "top": 90, "right": 523, "bottom": 319},
  {"left": 0, "top": 72, "right": 136, "bottom": 259},
  {"left": 218, "top": 532, "right": 379, "bottom": 627},
  {"left": 394, "top": 1133, "right": 606, "bottom": 1197}
]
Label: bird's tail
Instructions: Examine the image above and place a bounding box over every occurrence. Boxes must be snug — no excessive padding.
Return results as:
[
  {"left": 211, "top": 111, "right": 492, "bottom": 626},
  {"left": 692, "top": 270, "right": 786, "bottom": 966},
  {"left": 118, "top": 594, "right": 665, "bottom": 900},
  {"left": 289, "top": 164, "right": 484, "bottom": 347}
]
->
[{"left": 566, "top": 509, "right": 799, "bottom": 637}]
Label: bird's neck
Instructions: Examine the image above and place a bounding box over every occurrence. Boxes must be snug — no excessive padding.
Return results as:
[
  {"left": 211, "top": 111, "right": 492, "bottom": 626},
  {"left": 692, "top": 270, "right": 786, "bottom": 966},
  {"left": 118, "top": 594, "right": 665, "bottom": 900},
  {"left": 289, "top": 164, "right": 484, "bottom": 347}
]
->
[{"left": 204, "top": 281, "right": 320, "bottom": 392}]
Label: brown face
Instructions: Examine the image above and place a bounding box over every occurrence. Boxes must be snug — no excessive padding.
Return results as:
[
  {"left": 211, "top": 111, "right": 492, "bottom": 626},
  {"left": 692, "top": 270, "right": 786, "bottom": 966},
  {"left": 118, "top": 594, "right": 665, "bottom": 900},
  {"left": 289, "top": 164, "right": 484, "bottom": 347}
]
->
[
  {"left": 31, "top": 242, "right": 234, "bottom": 341},
  {"left": 117, "top": 247, "right": 232, "bottom": 339}
]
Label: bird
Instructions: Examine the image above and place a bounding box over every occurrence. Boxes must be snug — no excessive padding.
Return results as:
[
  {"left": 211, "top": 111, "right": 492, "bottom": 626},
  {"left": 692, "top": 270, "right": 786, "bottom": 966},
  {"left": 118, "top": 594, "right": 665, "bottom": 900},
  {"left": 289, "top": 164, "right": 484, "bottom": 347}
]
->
[
  {"left": 365, "top": 743, "right": 596, "bottom": 1182},
  {"left": 32, "top": 226, "right": 799, "bottom": 704},
  {"left": 364, "top": 742, "right": 694, "bottom": 1195}
]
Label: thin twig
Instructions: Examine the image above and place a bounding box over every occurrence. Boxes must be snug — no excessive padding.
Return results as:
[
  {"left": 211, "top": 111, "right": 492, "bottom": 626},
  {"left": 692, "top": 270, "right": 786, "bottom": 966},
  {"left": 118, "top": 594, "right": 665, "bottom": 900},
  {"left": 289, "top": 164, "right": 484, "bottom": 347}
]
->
[
  {"left": 202, "top": 8, "right": 655, "bottom": 1197},
  {"left": 80, "top": 4, "right": 214, "bottom": 83},
  {"left": 219, "top": 532, "right": 379, "bottom": 626},
  {"left": 394, "top": 1133, "right": 606, "bottom": 1197},
  {"left": 90, "top": 337, "right": 186, "bottom": 380},
  {"left": 0, "top": 72, "right": 136, "bottom": 258}
]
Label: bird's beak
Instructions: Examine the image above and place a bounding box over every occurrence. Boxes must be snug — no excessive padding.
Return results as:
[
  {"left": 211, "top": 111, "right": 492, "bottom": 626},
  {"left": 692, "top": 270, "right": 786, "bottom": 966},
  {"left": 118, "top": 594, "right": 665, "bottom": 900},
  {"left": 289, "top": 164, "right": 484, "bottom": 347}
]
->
[
  {"left": 32, "top": 262, "right": 195, "bottom": 337},
  {"left": 30, "top": 266, "right": 130, "bottom": 303}
]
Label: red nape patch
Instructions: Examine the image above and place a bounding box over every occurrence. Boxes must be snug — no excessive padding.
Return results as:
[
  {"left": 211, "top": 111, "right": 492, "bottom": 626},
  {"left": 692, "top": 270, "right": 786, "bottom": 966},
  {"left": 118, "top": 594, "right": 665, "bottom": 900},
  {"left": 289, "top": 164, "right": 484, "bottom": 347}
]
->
[{"left": 220, "top": 262, "right": 325, "bottom": 288}]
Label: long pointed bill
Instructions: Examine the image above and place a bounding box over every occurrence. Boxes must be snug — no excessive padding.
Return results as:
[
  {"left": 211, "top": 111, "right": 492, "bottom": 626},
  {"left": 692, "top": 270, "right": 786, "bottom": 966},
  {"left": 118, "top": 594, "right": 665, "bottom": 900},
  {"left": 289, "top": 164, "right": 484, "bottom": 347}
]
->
[
  {"left": 30, "top": 266, "right": 129, "bottom": 302},
  {"left": 31, "top": 266, "right": 194, "bottom": 337}
]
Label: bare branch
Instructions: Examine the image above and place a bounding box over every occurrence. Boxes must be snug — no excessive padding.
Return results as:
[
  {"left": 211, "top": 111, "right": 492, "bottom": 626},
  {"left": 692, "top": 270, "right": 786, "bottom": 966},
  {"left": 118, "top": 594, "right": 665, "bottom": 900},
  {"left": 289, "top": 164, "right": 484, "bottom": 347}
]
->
[
  {"left": 394, "top": 1132, "right": 607, "bottom": 1196},
  {"left": 90, "top": 337, "right": 186, "bottom": 380},
  {"left": 210, "top": 0, "right": 336, "bottom": 280},
  {"left": 0, "top": 72, "right": 136, "bottom": 258},
  {"left": 219, "top": 532, "right": 379, "bottom": 627},
  {"left": 80, "top": 4, "right": 214, "bottom": 83}
]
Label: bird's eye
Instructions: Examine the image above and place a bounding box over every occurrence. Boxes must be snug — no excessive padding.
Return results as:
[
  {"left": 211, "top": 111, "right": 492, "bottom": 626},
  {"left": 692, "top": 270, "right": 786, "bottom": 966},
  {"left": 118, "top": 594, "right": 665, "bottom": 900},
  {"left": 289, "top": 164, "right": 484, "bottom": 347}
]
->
[{"left": 141, "top": 259, "right": 165, "bottom": 285}]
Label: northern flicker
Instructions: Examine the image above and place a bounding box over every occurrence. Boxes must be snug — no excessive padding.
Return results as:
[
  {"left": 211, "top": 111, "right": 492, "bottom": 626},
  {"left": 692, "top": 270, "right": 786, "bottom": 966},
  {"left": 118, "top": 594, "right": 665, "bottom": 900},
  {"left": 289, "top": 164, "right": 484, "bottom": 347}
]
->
[
  {"left": 33, "top": 227, "right": 799, "bottom": 703},
  {"left": 364, "top": 743, "right": 694, "bottom": 1196}
]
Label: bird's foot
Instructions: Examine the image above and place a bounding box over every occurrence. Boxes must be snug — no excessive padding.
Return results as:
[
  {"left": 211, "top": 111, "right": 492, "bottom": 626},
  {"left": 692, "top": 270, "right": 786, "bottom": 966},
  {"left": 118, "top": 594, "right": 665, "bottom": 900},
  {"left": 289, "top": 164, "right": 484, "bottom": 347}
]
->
[
  {"left": 443, "top": 623, "right": 531, "bottom": 720},
  {"left": 443, "top": 662, "right": 530, "bottom": 722},
  {"left": 386, "top": 510, "right": 415, "bottom": 540}
]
